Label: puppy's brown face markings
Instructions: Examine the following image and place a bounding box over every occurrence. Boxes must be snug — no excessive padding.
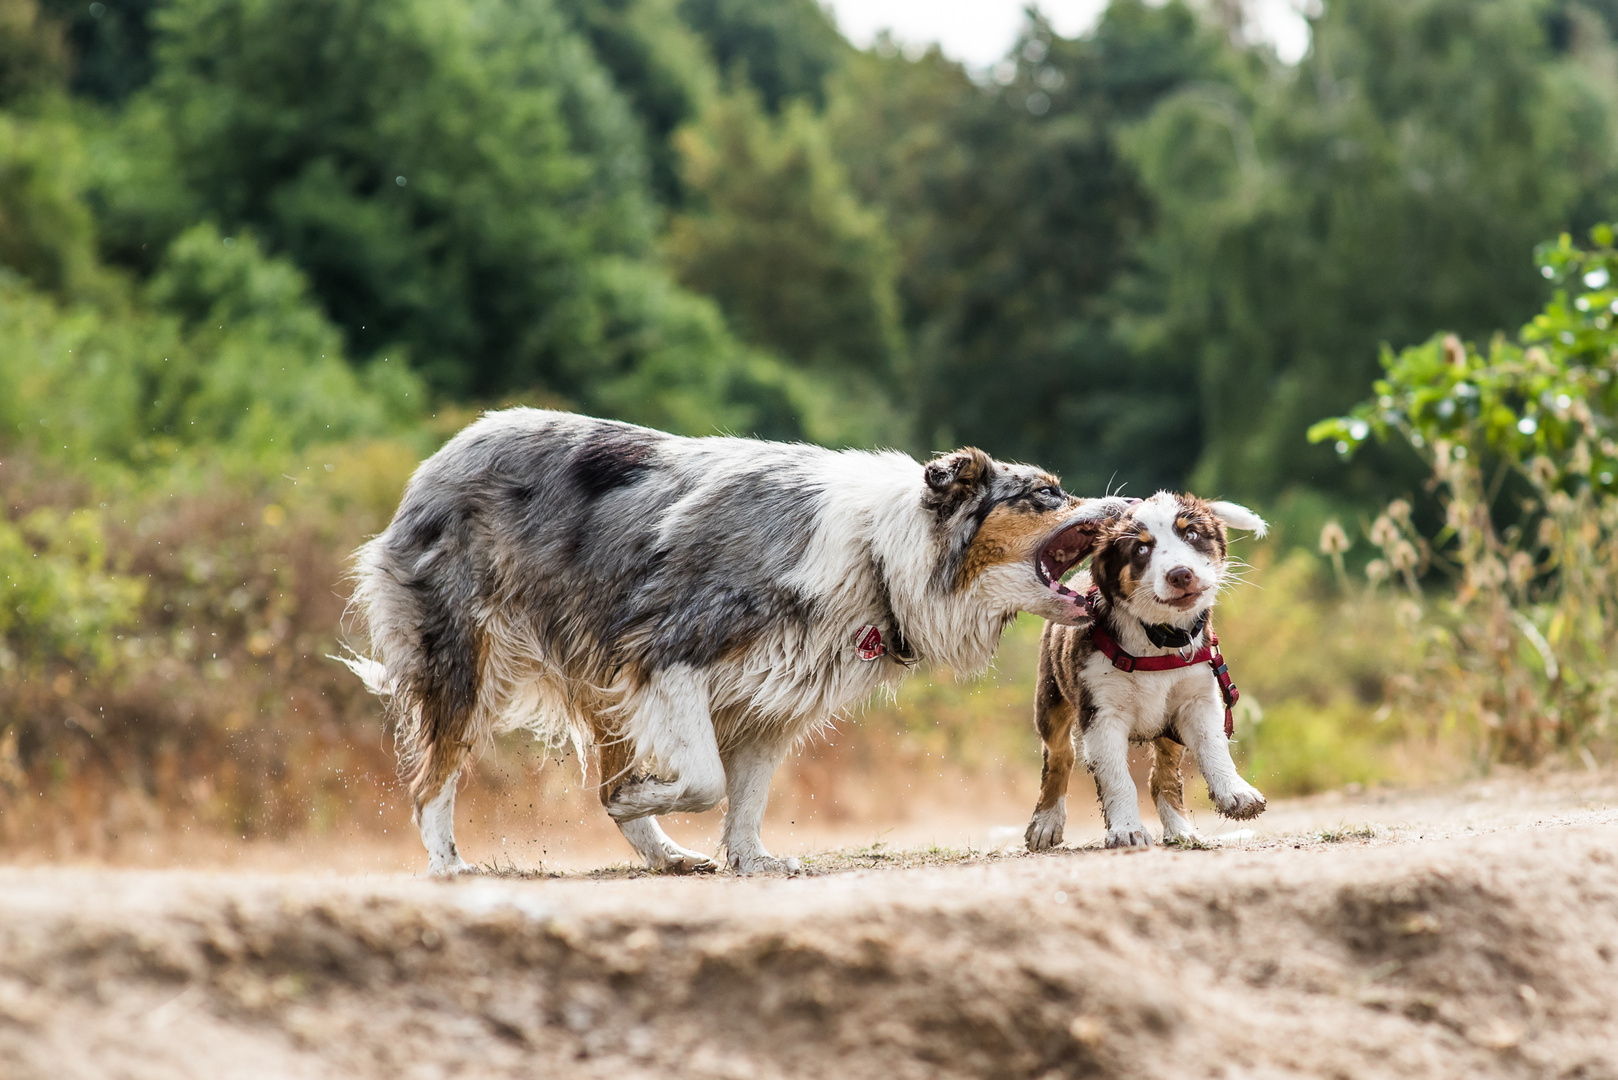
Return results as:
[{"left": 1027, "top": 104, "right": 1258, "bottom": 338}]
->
[
  {"left": 1173, "top": 505, "right": 1227, "bottom": 561},
  {"left": 1088, "top": 494, "right": 1242, "bottom": 619}
]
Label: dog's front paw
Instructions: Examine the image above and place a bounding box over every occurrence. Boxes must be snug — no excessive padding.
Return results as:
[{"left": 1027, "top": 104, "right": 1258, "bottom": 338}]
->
[
  {"left": 1026, "top": 806, "right": 1066, "bottom": 852},
  {"left": 727, "top": 850, "right": 801, "bottom": 876},
  {"left": 1104, "top": 826, "right": 1153, "bottom": 849},
  {"left": 646, "top": 845, "right": 717, "bottom": 875},
  {"left": 427, "top": 856, "right": 478, "bottom": 878},
  {"left": 1214, "top": 781, "right": 1268, "bottom": 820}
]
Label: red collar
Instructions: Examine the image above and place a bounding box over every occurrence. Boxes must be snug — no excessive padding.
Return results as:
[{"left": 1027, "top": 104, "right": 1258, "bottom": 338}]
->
[{"left": 1084, "top": 590, "right": 1240, "bottom": 738}]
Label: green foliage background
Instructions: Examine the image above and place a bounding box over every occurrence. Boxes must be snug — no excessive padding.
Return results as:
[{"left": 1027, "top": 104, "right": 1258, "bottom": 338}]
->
[
  {"left": 11, "top": 0, "right": 1618, "bottom": 491},
  {"left": 6, "top": 0, "right": 1618, "bottom": 844}
]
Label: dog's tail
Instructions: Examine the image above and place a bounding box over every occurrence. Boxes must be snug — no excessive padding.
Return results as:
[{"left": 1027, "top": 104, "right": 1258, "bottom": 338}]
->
[
  {"left": 331, "top": 648, "right": 391, "bottom": 697},
  {"left": 347, "top": 514, "right": 487, "bottom": 819}
]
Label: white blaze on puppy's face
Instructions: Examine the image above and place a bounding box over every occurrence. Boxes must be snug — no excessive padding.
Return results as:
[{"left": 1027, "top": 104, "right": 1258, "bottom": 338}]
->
[{"left": 1104, "top": 492, "right": 1264, "bottom": 628}]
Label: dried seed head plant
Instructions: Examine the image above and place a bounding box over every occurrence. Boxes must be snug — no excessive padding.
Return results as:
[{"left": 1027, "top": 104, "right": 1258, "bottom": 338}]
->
[{"left": 1313, "top": 225, "right": 1618, "bottom": 764}]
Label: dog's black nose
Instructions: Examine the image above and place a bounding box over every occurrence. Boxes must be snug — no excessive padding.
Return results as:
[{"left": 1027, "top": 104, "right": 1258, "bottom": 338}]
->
[{"left": 1166, "top": 566, "right": 1195, "bottom": 590}]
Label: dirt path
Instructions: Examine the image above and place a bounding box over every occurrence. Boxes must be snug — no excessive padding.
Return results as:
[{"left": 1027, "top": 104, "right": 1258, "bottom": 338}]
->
[{"left": 3, "top": 773, "right": 1618, "bottom": 1079}]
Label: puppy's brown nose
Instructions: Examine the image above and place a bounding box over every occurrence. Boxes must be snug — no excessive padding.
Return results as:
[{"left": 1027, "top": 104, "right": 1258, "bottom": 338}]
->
[{"left": 1166, "top": 566, "right": 1196, "bottom": 591}]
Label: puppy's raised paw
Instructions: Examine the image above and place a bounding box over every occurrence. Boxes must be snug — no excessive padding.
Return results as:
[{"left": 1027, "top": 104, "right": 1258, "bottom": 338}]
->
[
  {"left": 1214, "top": 782, "right": 1268, "bottom": 821},
  {"left": 1104, "top": 826, "right": 1153, "bottom": 850}
]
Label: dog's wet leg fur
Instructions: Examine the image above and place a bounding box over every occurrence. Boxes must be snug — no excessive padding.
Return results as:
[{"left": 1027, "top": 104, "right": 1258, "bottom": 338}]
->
[
  {"left": 721, "top": 738, "right": 800, "bottom": 875},
  {"left": 597, "top": 725, "right": 715, "bottom": 873},
  {"left": 608, "top": 664, "right": 727, "bottom": 822},
  {"left": 1084, "top": 713, "right": 1152, "bottom": 848},
  {"left": 1026, "top": 636, "right": 1076, "bottom": 851},
  {"left": 1176, "top": 697, "right": 1267, "bottom": 820},
  {"left": 1150, "top": 737, "right": 1201, "bottom": 843},
  {"left": 417, "top": 765, "right": 474, "bottom": 876}
]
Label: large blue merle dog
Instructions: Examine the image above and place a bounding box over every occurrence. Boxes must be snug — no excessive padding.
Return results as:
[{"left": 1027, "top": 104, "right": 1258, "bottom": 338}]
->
[{"left": 346, "top": 409, "right": 1129, "bottom": 875}]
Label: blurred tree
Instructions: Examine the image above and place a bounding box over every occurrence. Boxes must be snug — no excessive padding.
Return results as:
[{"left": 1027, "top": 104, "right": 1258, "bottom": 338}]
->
[
  {"left": 676, "top": 0, "right": 847, "bottom": 111},
  {"left": 37, "top": 0, "right": 155, "bottom": 103},
  {"left": 131, "top": 0, "right": 656, "bottom": 399},
  {"left": 0, "top": 114, "right": 95, "bottom": 294},
  {"left": 665, "top": 87, "right": 905, "bottom": 443},
  {"left": 830, "top": 2, "right": 1243, "bottom": 492},
  {"left": 552, "top": 0, "right": 716, "bottom": 204},
  {"left": 1132, "top": 0, "right": 1618, "bottom": 502},
  {"left": 0, "top": 0, "right": 68, "bottom": 106}
]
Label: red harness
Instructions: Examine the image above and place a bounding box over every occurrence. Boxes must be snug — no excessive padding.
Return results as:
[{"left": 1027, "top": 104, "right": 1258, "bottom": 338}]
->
[{"left": 1084, "top": 590, "right": 1240, "bottom": 738}]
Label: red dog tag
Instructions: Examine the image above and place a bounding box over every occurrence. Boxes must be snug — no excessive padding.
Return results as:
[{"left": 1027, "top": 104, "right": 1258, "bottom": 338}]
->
[{"left": 854, "top": 624, "right": 886, "bottom": 661}]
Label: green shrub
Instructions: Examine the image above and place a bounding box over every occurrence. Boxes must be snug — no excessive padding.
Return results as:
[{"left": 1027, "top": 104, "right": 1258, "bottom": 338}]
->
[
  {"left": 1314, "top": 223, "right": 1618, "bottom": 762},
  {"left": 0, "top": 223, "right": 423, "bottom": 473}
]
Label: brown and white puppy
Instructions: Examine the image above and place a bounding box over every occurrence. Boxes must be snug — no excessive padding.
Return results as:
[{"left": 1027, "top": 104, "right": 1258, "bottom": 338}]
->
[{"left": 1025, "top": 492, "right": 1268, "bottom": 851}]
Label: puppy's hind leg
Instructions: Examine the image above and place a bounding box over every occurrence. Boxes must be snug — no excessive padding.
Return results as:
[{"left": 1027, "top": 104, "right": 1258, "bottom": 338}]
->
[
  {"left": 1150, "top": 738, "right": 1201, "bottom": 845},
  {"left": 598, "top": 728, "right": 715, "bottom": 874},
  {"left": 1026, "top": 674, "right": 1077, "bottom": 852},
  {"left": 721, "top": 738, "right": 798, "bottom": 876},
  {"left": 607, "top": 664, "right": 727, "bottom": 820}
]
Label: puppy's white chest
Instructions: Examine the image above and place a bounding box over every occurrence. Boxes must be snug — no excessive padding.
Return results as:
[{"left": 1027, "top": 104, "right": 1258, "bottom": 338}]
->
[{"left": 1081, "top": 654, "right": 1213, "bottom": 739}]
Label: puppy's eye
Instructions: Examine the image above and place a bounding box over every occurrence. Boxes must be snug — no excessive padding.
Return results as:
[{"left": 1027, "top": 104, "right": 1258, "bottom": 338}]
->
[
  {"left": 1185, "top": 530, "right": 1198, "bottom": 543},
  {"left": 1038, "top": 486, "right": 1061, "bottom": 500}
]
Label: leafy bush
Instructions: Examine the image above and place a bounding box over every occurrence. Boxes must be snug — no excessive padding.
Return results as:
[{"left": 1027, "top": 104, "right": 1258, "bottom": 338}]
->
[
  {"left": 0, "top": 224, "right": 422, "bottom": 471},
  {"left": 1313, "top": 224, "right": 1618, "bottom": 762},
  {"left": 0, "top": 450, "right": 417, "bottom": 848},
  {"left": 0, "top": 112, "right": 94, "bottom": 294},
  {"left": 0, "top": 503, "right": 144, "bottom": 674}
]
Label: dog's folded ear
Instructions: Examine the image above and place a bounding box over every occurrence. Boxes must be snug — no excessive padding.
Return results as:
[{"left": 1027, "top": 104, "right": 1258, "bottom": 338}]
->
[
  {"left": 922, "top": 448, "right": 993, "bottom": 513},
  {"left": 1207, "top": 500, "right": 1268, "bottom": 537}
]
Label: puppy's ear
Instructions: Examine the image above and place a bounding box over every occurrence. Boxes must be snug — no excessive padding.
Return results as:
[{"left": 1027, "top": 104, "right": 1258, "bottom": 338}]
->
[
  {"left": 1068, "top": 495, "right": 1137, "bottom": 527},
  {"left": 922, "top": 447, "right": 993, "bottom": 513},
  {"left": 1207, "top": 500, "right": 1268, "bottom": 537}
]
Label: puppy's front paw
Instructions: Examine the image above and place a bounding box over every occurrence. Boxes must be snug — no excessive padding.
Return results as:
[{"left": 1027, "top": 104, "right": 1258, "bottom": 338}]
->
[
  {"left": 1026, "top": 805, "right": 1066, "bottom": 852},
  {"left": 1104, "top": 826, "right": 1153, "bottom": 849},
  {"left": 1214, "top": 781, "right": 1268, "bottom": 820}
]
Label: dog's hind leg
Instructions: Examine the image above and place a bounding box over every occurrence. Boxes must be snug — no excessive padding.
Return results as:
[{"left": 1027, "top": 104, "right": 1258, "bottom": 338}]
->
[
  {"left": 416, "top": 765, "right": 474, "bottom": 876},
  {"left": 597, "top": 728, "right": 715, "bottom": 874},
  {"left": 607, "top": 665, "right": 727, "bottom": 822},
  {"left": 1026, "top": 643, "right": 1075, "bottom": 852},
  {"left": 721, "top": 738, "right": 798, "bottom": 876},
  {"left": 407, "top": 682, "right": 479, "bottom": 876},
  {"left": 1150, "top": 738, "right": 1200, "bottom": 844}
]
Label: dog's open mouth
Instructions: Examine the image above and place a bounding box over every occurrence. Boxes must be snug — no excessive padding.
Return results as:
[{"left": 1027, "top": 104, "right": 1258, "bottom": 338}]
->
[{"left": 1036, "top": 524, "right": 1090, "bottom": 599}]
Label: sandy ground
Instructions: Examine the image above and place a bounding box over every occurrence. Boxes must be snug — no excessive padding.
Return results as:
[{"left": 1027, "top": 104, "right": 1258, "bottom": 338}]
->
[{"left": 3, "top": 769, "right": 1618, "bottom": 1079}]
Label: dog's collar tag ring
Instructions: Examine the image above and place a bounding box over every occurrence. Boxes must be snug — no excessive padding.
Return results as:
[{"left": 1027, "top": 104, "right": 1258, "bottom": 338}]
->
[{"left": 854, "top": 624, "right": 886, "bottom": 662}]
